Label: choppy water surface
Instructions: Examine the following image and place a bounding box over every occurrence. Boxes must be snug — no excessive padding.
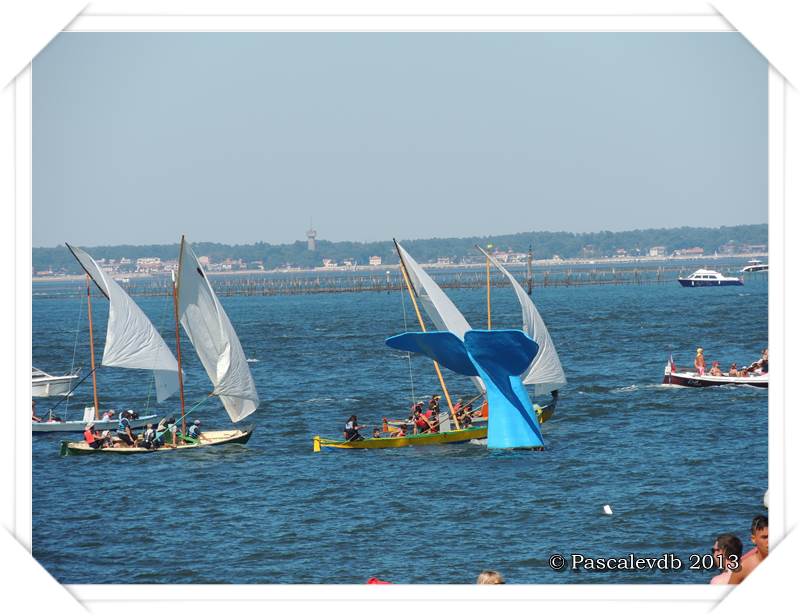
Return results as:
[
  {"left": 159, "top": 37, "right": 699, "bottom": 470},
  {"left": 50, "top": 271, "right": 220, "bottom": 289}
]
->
[{"left": 32, "top": 274, "right": 768, "bottom": 584}]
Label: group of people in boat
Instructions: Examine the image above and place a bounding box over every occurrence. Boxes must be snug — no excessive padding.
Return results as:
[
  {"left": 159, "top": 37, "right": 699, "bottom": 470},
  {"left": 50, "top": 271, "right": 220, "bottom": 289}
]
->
[
  {"left": 694, "top": 348, "right": 768, "bottom": 378},
  {"left": 342, "top": 393, "right": 483, "bottom": 441},
  {"left": 81, "top": 411, "right": 206, "bottom": 449}
]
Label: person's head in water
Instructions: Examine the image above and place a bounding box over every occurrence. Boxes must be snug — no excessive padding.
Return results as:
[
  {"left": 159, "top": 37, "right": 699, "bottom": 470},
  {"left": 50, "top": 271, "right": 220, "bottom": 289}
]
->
[{"left": 750, "top": 515, "right": 768, "bottom": 557}]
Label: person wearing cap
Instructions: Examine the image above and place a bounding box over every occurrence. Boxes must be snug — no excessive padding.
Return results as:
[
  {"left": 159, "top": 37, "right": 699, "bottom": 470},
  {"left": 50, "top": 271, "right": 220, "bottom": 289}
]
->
[
  {"left": 101, "top": 409, "right": 115, "bottom": 421},
  {"left": 83, "top": 421, "right": 106, "bottom": 450},
  {"left": 427, "top": 394, "right": 441, "bottom": 414},
  {"left": 187, "top": 419, "right": 205, "bottom": 442},
  {"left": 694, "top": 348, "right": 706, "bottom": 376},
  {"left": 141, "top": 423, "right": 158, "bottom": 449},
  {"left": 156, "top": 416, "right": 178, "bottom": 447},
  {"left": 116, "top": 410, "right": 138, "bottom": 447}
]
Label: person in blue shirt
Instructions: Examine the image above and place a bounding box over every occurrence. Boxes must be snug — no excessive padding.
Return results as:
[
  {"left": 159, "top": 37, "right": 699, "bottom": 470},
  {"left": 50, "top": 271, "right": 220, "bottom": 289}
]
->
[
  {"left": 116, "top": 410, "right": 138, "bottom": 447},
  {"left": 187, "top": 419, "right": 205, "bottom": 442}
]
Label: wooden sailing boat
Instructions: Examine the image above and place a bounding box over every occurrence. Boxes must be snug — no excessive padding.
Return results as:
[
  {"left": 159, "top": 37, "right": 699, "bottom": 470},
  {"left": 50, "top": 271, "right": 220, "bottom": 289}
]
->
[
  {"left": 313, "top": 240, "right": 489, "bottom": 452},
  {"left": 59, "top": 237, "right": 259, "bottom": 455},
  {"left": 36, "top": 244, "right": 176, "bottom": 433}
]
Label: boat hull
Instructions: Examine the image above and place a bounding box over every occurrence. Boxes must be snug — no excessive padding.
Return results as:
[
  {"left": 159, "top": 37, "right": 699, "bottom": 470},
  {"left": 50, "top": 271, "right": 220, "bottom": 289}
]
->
[
  {"left": 662, "top": 370, "right": 767, "bottom": 388},
  {"left": 677, "top": 279, "right": 743, "bottom": 287},
  {"left": 33, "top": 414, "right": 158, "bottom": 433},
  {"left": 313, "top": 426, "right": 487, "bottom": 451},
  {"left": 59, "top": 427, "right": 254, "bottom": 455},
  {"left": 32, "top": 374, "right": 80, "bottom": 397}
]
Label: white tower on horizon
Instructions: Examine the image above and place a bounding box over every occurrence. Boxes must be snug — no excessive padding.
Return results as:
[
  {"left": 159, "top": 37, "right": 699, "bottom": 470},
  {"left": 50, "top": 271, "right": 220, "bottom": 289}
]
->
[{"left": 306, "top": 218, "right": 317, "bottom": 251}]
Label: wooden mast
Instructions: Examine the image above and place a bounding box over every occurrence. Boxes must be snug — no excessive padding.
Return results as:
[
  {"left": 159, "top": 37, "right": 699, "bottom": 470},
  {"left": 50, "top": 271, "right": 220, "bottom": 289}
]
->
[
  {"left": 85, "top": 275, "right": 100, "bottom": 420},
  {"left": 485, "top": 244, "right": 492, "bottom": 329},
  {"left": 394, "top": 241, "right": 460, "bottom": 430},
  {"left": 173, "top": 237, "right": 187, "bottom": 436}
]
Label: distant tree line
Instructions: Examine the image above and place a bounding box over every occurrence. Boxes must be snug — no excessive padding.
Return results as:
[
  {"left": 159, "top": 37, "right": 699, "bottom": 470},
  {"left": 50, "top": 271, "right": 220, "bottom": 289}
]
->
[{"left": 33, "top": 224, "right": 767, "bottom": 274}]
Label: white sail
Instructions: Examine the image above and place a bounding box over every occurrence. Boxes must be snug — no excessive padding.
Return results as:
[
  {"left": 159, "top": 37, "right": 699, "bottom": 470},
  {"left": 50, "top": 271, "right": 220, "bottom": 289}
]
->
[
  {"left": 395, "top": 241, "right": 472, "bottom": 338},
  {"left": 395, "top": 241, "right": 484, "bottom": 393},
  {"left": 66, "top": 244, "right": 180, "bottom": 402},
  {"left": 478, "top": 247, "right": 567, "bottom": 395},
  {"left": 176, "top": 238, "right": 259, "bottom": 422}
]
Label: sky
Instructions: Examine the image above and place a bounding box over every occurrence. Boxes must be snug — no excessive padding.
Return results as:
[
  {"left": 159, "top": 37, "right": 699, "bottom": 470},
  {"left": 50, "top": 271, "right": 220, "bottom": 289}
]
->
[{"left": 32, "top": 33, "right": 767, "bottom": 248}]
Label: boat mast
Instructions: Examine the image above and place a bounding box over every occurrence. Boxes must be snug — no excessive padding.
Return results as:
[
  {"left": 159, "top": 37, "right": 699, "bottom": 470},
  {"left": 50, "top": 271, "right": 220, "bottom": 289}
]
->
[
  {"left": 85, "top": 274, "right": 100, "bottom": 420},
  {"left": 394, "top": 241, "right": 460, "bottom": 430},
  {"left": 173, "top": 237, "right": 187, "bottom": 436},
  {"left": 527, "top": 244, "right": 533, "bottom": 296},
  {"left": 485, "top": 244, "right": 492, "bottom": 329}
]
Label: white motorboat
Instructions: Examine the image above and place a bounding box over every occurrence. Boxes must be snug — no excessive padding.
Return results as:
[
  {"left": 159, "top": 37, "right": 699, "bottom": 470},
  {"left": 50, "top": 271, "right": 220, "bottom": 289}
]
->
[
  {"left": 678, "top": 269, "right": 743, "bottom": 287},
  {"left": 32, "top": 409, "right": 159, "bottom": 433},
  {"left": 741, "top": 259, "right": 768, "bottom": 273},
  {"left": 32, "top": 367, "right": 80, "bottom": 397}
]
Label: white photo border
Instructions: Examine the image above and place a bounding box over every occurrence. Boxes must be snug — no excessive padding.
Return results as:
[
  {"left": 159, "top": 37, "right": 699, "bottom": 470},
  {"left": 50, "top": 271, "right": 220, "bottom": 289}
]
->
[{"left": 7, "top": 3, "right": 793, "bottom": 613}]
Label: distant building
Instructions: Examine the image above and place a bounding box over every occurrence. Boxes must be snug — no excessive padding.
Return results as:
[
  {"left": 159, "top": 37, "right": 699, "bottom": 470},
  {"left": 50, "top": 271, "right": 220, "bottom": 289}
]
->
[
  {"left": 718, "top": 240, "right": 738, "bottom": 255},
  {"left": 614, "top": 248, "right": 628, "bottom": 258},
  {"left": 649, "top": 246, "right": 667, "bottom": 257},
  {"left": 136, "top": 257, "right": 161, "bottom": 272},
  {"left": 342, "top": 258, "right": 356, "bottom": 268},
  {"left": 369, "top": 255, "right": 382, "bottom": 266},
  {"left": 198, "top": 256, "right": 211, "bottom": 267},
  {"left": 673, "top": 247, "right": 704, "bottom": 257},
  {"left": 741, "top": 244, "right": 767, "bottom": 253},
  {"left": 580, "top": 244, "right": 596, "bottom": 258},
  {"left": 322, "top": 258, "right": 337, "bottom": 268},
  {"left": 306, "top": 220, "right": 317, "bottom": 251}
]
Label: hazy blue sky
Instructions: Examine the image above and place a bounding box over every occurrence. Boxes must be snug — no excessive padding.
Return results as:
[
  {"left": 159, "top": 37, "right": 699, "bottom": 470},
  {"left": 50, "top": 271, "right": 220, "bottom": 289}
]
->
[{"left": 33, "top": 33, "right": 766, "bottom": 248}]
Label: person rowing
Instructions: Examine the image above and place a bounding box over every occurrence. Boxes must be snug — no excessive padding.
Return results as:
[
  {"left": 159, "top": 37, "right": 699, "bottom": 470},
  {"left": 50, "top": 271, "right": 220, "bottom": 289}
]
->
[
  {"left": 344, "top": 415, "right": 366, "bottom": 441},
  {"left": 412, "top": 407, "right": 434, "bottom": 434}
]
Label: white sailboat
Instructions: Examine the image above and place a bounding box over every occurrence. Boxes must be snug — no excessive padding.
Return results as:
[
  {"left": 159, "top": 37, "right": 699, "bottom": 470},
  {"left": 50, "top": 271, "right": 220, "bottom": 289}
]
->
[
  {"left": 391, "top": 241, "right": 563, "bottom": 426},
  {"left": 34, "top": 245, "right": 178, "bottom": 433},
  {"left": 60, "top": 236, "right": 259, "bottom": 454}
]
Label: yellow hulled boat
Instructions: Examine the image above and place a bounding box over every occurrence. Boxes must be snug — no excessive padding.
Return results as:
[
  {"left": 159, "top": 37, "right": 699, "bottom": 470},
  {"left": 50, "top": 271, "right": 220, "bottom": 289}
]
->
[{"left": 313, "top": 425, "right": 487, "bottom": 452}]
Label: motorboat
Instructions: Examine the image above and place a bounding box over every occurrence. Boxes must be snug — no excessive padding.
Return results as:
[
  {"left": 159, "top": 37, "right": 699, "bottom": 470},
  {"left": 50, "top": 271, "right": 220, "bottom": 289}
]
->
[
  {"left": 662, "top": 358, "right": 767, "bottom": 388},
  {"left": 741, "top": 259, "right": 769, "bottom": 273},
  {"left": 33, "top": 409, "right": 159, "bottom": 433},
  {"left": 677, "top": 269, "right": 743, "bottom": 287},
  {"left": 32, "top": 367, "right": 80, "bottom": 397}
]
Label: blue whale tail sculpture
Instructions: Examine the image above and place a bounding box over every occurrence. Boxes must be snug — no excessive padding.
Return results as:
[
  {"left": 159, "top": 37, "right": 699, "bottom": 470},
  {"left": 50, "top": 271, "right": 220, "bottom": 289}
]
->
[{"left": 386, "top": 329, "right": 544, "bottom": 449}]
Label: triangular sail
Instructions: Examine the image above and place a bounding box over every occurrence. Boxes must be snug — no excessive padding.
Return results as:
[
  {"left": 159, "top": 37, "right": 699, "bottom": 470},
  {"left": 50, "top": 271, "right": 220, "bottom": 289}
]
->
[
  {"left": 477, "top": 246, "right": 567, "bottom": 395},
  {"left": 66, "top": 244, "right": 180, "bottom": 402},
  {"left": 176, "top": 238, "right": 259, "bottom": 422},
  {"left": 395, "top": 241, "right": 484, "bottom": 394}
]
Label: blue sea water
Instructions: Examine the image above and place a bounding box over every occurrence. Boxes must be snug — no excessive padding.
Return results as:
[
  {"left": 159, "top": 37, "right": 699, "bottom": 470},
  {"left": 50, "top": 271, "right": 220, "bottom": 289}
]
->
[{"left": 31, "top": 274, "right": 768, "bottom": 584}]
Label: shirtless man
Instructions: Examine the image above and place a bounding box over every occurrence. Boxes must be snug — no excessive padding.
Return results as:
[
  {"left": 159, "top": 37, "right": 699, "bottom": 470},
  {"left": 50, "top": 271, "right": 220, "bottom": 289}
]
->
[{"left": 729, "top": 515, "right": 768, "bottom": 584}]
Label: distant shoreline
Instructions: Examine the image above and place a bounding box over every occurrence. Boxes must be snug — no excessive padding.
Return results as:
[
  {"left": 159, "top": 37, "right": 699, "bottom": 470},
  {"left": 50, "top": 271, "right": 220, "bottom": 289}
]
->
[{"left": 31, "top": 252, "right": 768, "bottom": 283}]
